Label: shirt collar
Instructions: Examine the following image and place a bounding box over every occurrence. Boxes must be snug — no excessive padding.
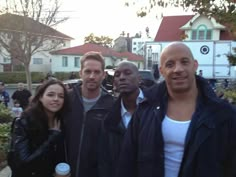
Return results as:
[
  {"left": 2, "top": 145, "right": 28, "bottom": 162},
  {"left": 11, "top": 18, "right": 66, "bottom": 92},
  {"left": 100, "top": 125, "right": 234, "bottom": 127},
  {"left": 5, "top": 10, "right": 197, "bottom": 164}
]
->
[{"left": 121, "top": 89, "right": 144, "bottom": 117}]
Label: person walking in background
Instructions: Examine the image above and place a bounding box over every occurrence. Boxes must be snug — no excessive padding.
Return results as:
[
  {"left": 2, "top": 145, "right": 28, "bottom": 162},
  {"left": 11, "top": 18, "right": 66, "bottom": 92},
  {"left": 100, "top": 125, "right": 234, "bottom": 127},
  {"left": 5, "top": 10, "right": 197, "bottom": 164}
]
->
[
  {"left": 69, "top": 71, "right": 77, "bottom": 79},
  {"left": 98, "top": 61, "right": 145, "bottom": 177},
  {"left": 0, "top": 81, "right": 10, "bottom": 107},
  {"left": 8, "top": 79, "right": 69, "bottom": 177},
  {"left": 12, "top": 82, "right": 32, "bottom": 110},
  {"left": 198, "top": 69, "right": 203, "bottom": 76},
  {"left": 117, "top": 42, "right": 236, "bottom": 177},
  {"left": 64, "top": 51, "right": 114, "bottom": 177}
]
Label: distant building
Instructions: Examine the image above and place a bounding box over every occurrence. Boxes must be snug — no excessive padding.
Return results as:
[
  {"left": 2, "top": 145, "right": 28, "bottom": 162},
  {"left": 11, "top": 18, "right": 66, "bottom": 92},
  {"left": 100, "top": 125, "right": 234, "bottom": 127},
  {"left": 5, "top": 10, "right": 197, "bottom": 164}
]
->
[
  {"left": 145, "top": 14, "right": 236, "bottom": 79},
  {"left": 0, "top": 13, "right": 73, "bottom": 73},
  {"left": 50, "top": 43, "right": 145, "bottom": 73}
]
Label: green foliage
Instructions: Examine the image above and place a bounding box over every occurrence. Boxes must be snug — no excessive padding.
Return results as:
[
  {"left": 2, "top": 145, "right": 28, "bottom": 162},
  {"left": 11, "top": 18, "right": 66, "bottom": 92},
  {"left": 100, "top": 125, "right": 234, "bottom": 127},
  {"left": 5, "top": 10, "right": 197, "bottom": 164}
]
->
[
  {"left": 0, "top": 103, "right": 13, "bottom": 123},
  {"left": 84, "top": 33, "right": 113, "bottom": 47},
  {"left": 224, "top": 89, "right": 236, "bottom": 104},
  {"left": 0, "top": 123, "right": 11, "bottom": 162},
  {"left": 127, "top": 0, "right": 236, "bottom": 36},
  {"left": 54, "top": 72, "right": 79, "bottom": 81},
  {"left": 227, "top": 54, "right": 236, "bottom": 66},
  {"left": 0, "top": 72, "right": 45, "bottom": 83}
]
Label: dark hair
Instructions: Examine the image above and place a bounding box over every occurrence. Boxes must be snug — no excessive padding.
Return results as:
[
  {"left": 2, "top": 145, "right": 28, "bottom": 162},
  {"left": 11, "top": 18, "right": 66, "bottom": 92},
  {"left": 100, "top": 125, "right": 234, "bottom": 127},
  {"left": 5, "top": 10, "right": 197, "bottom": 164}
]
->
[{"left": 24, "top": 79, "right": 69, "bottom": 135}]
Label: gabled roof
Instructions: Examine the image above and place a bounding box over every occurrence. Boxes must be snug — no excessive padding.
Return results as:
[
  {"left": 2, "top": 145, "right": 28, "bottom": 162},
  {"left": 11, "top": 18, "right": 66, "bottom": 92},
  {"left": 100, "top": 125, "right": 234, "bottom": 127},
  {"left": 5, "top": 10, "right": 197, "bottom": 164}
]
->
[
  {"left": 0, "top": 13, "right": 73, "bottom": 40},
  {"left": 51, "top": 43, "right": 144, "bottom": 61},
  {"left": 154, "top": 15, "right": 233, "bottom": 42},
  {"left": 155, "top": 15, "right": 194, "bottom": 41}
]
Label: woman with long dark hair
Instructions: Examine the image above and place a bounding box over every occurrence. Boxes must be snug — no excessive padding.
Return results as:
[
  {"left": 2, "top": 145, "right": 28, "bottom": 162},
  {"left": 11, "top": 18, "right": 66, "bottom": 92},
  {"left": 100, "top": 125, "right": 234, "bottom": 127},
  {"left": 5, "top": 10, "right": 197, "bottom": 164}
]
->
[{"left": 8, "top": 79, "right": 69, "bottom": 177}]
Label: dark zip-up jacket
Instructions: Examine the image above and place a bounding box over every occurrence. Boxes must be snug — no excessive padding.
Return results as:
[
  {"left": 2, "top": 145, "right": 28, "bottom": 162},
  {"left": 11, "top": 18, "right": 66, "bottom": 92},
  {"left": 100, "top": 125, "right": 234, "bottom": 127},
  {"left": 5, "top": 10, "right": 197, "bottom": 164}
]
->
[
  {"left": 117, "top": 76, "right": 236, "bottom": 177},
  {"left": 98, "top": 96, "right": 126, "bottom": 177},
  {"left": 8, "top": 113, "right": 65, "bottom": 177},
  {"left": 64, "top": 84, "right": 114, "bottom": 177}
]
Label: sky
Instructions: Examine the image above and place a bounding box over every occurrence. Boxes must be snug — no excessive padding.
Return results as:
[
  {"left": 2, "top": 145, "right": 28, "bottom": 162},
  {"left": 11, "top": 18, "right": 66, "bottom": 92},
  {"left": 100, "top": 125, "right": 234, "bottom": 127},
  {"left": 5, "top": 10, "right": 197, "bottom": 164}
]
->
[
  {"left": 55, "top": 0, "right": 194, "bottom": 46},
  {"left": 1, "top": 0, "right": 192, "bottom": 46}
]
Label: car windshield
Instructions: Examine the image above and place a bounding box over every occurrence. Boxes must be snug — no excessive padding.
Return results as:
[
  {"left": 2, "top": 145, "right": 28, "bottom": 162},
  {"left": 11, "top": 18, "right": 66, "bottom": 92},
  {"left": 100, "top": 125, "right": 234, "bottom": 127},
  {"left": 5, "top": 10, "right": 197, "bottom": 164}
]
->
[{"left": 139, "top": 71, "right": 155, "bottom": 81}]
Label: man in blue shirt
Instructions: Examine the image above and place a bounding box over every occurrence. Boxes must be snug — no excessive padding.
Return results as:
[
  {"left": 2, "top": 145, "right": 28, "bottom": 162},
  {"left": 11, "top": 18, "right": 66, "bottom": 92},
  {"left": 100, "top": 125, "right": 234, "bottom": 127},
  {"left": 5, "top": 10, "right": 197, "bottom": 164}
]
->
[{"left": 0, "top": 81, "right": 10, "bottom": 107}]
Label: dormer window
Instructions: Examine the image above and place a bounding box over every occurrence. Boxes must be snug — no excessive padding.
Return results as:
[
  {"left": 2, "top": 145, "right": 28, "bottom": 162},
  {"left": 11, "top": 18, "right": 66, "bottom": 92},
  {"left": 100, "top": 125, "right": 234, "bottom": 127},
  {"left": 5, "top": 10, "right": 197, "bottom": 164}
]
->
[{"left": 191, "top": 25, "right": 212, "bottom": 40}]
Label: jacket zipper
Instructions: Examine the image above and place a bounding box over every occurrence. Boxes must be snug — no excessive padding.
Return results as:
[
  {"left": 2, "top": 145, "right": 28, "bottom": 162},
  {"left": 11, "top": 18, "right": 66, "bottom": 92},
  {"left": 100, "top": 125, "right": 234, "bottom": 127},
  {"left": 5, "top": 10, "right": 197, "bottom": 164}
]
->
[{"left": 75, "top": 111, "right": 87, "bottom": 177}]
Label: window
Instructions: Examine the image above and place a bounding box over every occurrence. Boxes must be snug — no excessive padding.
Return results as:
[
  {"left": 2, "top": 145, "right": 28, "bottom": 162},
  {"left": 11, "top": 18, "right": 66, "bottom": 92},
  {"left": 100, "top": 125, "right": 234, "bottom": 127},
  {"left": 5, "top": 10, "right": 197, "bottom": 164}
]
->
[
  {"left": 74, "top": 57, "right": 80, "bottom": 67},
  {"left": 206, "top": 30, "right": 212, "bottom": 40},
  {"left": 191, "top": 25, "right": 212, "bottom": 40},
  {"left": 33, "top": 58, "right": 43, "bottom": 64},
  {"left": 62, "top": 56, "right": 68, "bottom": 67},
  {"left": 3, "top": 58, "right": 11, "bottom": 63},
  {"left": 198, "top": 30, "right": 205, "bottom": 40}
]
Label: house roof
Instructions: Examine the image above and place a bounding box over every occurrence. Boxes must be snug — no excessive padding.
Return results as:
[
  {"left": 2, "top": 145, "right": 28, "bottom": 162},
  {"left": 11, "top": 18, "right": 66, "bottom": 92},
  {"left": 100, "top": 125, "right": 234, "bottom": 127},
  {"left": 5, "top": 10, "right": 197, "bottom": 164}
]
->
[
  {"left": 0, "top": 13, "right": 73, "bottom": 40},
  {"left": 51, "top": 43, "right": 144, "bottom": 61},
  {"left": 154, "top": 15, "right": 233, "bottom": 41},
  {"left": 155, "top": 15, "right": 194, "bottom": 41}
]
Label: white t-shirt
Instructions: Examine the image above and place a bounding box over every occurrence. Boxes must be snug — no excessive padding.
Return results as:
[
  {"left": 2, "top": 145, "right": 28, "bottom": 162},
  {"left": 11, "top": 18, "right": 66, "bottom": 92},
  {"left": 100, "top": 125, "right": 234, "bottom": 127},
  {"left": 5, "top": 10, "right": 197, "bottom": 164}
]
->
[
  {"left": 11, "top": 107, "right": 23, "bottom": 118},
  {"left": 162, "top": 115, "right": 191, "bottom": 177}
]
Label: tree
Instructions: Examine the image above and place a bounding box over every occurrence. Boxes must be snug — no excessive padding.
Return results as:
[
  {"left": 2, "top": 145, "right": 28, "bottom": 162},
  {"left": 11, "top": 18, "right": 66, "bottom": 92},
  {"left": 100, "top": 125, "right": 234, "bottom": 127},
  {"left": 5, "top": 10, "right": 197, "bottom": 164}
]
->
[
  {"left": 0, "top": 0, "right": 68, "bottom": 91},
  {"left": 84, "top": 33, "right": 113, "bottom": 48},
  {"left": 125, "top": 0, "right": 236, "bottom": 37}
]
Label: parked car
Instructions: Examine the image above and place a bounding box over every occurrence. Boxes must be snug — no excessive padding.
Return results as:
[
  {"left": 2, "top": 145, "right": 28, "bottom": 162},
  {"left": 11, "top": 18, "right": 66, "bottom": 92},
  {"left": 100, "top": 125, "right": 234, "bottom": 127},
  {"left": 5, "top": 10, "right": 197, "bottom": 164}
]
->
[
  {"left": 138, "top": 70, "right": 158, "bottom": 88},
  {"left": 63, "top": 79, "right": 82, "bottom": 91}
]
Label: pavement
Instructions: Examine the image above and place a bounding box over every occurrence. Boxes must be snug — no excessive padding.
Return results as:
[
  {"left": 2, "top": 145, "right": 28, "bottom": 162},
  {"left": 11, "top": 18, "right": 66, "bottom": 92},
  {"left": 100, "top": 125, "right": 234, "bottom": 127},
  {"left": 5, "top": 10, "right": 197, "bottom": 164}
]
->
[{"left": 0, "top": 166, "right": 11, "bottom": 177}]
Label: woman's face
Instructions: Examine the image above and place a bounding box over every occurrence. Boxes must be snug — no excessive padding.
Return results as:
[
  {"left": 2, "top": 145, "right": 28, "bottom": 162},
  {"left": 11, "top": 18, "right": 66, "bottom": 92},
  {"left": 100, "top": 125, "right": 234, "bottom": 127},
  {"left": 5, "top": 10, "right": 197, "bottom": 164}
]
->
[{"left": 40, "top": 84, "right": 65, "bottom": 117}]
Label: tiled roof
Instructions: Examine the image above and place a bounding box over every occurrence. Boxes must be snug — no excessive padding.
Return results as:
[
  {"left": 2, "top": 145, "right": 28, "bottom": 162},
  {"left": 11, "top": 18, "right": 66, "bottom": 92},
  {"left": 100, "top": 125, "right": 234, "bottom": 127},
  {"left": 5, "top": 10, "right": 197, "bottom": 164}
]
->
[
  {"left": 51, "top": 43, "right": 144, "bottom": 61},
  {"left": 0, "top": 13, "right": 73, "bottom": 40},
  {"left": 154, "top": 15, "right": 233, "bottom": 41},
  {"left": 120, "top": 51, "right": 144, "bottom": 61},
  {"left": 155, "top": 15, "right": 194, "bottom": 41}
]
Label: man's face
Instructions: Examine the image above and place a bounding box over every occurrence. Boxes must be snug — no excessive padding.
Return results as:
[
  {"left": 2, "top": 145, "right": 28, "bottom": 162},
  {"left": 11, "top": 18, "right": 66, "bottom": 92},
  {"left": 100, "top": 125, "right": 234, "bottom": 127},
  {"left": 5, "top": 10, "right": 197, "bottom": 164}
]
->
[
  {"left": 114, "top": 63, "right": 140, "bottom": 94},
  {"left": 80, "top": 59, "right": 105, "bottom": 92},
  {"left": 160, "top": 44, "right": 198, "bottom": 93}
]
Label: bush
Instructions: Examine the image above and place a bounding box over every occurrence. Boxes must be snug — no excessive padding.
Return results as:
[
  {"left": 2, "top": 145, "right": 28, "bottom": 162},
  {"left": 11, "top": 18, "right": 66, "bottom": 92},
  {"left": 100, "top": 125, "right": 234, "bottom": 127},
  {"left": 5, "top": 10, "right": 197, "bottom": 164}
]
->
[
  {"left": 0, "top": 123, "right": 11, "bottom": 165},
  {"left": 0, "top": 72, "right": 45, "bottom": 83},
  {"left": 54, "top": 72, "right": 79, "bottom": 81},
  {"left": 0, "top": 104, "right": 13, "bottom": 123},
  {"left": 224, "top": 89, "right": 236, "bottom": 104}
]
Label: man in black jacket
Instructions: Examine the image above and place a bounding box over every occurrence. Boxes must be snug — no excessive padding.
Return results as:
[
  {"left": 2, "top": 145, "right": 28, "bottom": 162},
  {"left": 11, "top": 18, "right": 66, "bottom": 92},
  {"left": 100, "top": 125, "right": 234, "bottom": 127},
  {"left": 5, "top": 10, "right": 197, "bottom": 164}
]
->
[
  {"left": 117, "top": 42, "right": 236, "bottom": 177},
  {"left": 98, "top": 61, "right": 145, "bottom": 177},
  {"left": 64, "top": 51, "right": 114, "bottom": 177}
]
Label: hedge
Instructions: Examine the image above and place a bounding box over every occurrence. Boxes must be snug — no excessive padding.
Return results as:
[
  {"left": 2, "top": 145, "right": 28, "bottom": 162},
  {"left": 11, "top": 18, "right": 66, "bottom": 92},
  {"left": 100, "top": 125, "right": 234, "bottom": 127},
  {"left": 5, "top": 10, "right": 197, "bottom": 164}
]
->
[{"left": 0, "top": 72, "right": 79, "bottom": 84}]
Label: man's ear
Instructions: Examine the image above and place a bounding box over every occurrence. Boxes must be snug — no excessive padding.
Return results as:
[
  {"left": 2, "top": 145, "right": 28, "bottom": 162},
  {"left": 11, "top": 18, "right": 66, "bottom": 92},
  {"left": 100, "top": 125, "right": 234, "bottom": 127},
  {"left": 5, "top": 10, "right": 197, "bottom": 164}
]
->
[{"left": 194, "top": 59, "right": 199, "bottom": 71}]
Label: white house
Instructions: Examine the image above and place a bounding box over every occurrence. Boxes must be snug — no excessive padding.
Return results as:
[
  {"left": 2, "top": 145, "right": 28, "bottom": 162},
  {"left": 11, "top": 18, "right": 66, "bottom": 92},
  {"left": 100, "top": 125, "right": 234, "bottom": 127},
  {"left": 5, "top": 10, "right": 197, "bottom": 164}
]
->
[
  {"left": 0, "top": 13, "right": 73, "bottom": 73},
  {"left": 50, "top": 43, "right": 145, "bottom": 73},
  {"left": 145, "top": 14, "right": 236, "bottom": 79}
]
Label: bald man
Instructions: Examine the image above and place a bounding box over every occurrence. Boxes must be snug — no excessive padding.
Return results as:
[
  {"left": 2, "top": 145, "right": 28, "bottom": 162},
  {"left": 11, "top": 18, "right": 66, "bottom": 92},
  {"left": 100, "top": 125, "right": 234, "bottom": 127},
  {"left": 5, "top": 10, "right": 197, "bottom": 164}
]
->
[{"left": 117, "top": 42, "right": 236, "bottom": 177}]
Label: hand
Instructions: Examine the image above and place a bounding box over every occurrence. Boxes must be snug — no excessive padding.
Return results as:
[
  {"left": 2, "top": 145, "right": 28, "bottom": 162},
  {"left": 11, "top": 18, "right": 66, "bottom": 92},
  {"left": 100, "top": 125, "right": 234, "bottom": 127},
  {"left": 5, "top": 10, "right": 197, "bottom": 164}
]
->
[{"left": 49, "top": 118, "right": 61, "bottom": 131}]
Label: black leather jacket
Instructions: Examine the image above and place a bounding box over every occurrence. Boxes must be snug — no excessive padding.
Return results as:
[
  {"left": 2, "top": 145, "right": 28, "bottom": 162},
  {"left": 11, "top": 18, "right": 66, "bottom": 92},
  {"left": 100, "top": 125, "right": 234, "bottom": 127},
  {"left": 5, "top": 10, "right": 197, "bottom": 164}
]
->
[{"left": 9, "top": 112, "right": 65, "bottom": 177}]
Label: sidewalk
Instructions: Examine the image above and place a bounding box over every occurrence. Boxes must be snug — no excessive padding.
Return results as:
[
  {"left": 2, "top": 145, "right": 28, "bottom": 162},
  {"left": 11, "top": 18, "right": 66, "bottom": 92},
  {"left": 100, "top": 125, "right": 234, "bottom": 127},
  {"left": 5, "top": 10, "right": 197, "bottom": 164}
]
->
[{"left": 0, "top": 166, "right": 11, "bottom": 177}]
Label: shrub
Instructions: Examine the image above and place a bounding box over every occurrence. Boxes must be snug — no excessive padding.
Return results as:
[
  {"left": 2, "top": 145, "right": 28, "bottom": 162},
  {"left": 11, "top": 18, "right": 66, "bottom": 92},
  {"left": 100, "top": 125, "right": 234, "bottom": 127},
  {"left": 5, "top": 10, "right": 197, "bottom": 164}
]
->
[
  {"left": 0, "top": 72, "right": 45, "bottom": 83},
  {"left": 224, "top": 89, "right": 236, "bottom": 104},
  {"left": 0, "top": 123, "right": 11, "bottom": 165},
  {"left": 0, "top": 104, "right": 13, "bottom": 123}
]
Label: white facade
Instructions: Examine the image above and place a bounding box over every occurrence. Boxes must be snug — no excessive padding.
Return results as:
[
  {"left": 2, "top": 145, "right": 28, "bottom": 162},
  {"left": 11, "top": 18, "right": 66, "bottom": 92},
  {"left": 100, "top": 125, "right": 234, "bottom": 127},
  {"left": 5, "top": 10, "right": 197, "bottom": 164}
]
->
[
  {"left": 131, "top": 38, "right": 153, "bottom": 56},
  {"left": 181, "top": 15, "right": 225, "bottom": 41},
  {"left": 51, "top": 55, "right": 125, "bottom": 73},
  {"left": 145, "top": 41, "right": 236, "bottom": 79},
  {"left": 50, "top": 54, "right": 145, "bottom": 73}
]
